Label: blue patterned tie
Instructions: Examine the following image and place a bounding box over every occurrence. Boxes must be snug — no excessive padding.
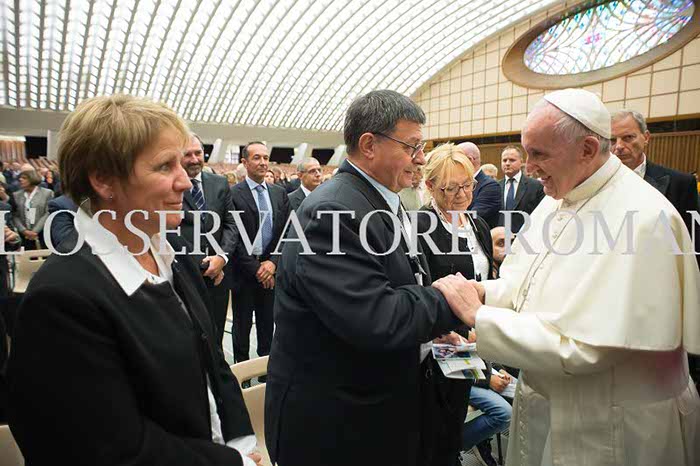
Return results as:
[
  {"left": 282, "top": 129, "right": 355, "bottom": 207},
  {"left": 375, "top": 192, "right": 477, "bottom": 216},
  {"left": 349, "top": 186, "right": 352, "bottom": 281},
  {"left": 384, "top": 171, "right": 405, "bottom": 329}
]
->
[
  {"left": 256, "top": 184, "right": 273, "bottom": 251},
  {"left": 505, "top": 178, "right": 515, "bottom": 210},
  {"left": 191, "top": 179, "right": 206, "bottom": 210}
]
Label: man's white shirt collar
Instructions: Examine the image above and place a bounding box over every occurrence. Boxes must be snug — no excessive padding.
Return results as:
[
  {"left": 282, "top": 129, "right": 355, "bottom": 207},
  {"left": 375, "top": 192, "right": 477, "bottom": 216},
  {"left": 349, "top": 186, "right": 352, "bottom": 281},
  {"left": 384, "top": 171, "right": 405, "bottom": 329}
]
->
[
  {"left": 346, "top": 159, "right": 400, "bottom": 214},
  {"left": 633, "top": 154, "right": 647, "bottom": 179},
  {"left": 245, "top": 176, "right": 267, "bottom": 191},
  {"left": 507, "top": 171, "right": 523, "bottom": 183},
  {"left": 300, "top": 184, "right": 312, "bottom": 197},
  {"left": 74, "top": 208, "right": 175, "bottom": 296}
]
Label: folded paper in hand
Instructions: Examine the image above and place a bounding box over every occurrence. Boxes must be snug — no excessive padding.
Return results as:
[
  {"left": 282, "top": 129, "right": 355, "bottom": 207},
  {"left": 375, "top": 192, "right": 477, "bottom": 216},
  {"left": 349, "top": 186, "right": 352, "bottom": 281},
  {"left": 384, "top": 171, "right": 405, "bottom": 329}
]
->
[{"left": 432, "top": 343, "right": 486, "bottom": 380}]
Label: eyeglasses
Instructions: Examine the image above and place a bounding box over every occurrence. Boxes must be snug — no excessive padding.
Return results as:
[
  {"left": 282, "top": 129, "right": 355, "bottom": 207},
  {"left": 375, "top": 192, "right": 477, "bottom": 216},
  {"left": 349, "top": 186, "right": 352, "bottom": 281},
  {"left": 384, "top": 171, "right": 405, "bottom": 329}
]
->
[
  {"left": 439, "top": 182, "right": 477, "bottom": 195},
  {"left": 372, "top": 132, "right": 427, "bottom": 159}
]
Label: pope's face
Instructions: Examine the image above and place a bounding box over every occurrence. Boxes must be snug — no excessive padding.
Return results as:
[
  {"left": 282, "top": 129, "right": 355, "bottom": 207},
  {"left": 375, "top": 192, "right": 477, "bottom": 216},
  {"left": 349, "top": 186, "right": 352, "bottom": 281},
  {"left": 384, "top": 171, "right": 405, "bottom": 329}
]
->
[{"left": 522, "top": 106, "right": 588, "bottom": 200}]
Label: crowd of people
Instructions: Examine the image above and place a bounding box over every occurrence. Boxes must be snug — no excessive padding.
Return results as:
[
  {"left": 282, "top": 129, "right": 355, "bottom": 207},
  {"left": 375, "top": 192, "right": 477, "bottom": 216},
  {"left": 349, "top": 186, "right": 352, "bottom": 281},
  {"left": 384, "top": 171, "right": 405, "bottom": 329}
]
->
[{"left": 0, "top": 87, "right": 698, "bottom": 466}]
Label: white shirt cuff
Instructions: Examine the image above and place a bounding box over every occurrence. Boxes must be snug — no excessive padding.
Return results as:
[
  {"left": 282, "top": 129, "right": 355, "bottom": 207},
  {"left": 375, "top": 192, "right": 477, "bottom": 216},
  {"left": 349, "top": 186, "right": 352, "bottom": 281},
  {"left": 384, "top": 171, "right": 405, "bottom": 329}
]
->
[{"left": 226, "top": 434, "right": 257, "bottom": 466}]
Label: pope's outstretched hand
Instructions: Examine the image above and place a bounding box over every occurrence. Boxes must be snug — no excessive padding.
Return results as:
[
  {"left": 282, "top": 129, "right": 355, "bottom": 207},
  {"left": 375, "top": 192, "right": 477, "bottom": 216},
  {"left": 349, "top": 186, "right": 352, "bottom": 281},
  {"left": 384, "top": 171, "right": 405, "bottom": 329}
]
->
[{"left": 432, "top": 272, "right": 482, "bottom": 327}]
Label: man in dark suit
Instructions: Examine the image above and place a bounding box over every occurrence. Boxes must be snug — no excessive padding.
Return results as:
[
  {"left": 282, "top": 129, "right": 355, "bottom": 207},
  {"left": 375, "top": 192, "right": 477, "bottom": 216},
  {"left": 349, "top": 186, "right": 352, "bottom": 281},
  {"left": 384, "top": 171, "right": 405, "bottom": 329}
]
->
[
  {"left": 229, "top": 142, "right": 290, "bottom": 363},
  {"left": 458, "top": 142, "right": 502, "bottom": 228},
  {"left": 611, "top": 109, "right": 700, "bottom": 388},
  {"left": 288, "top": 157, "right": 322, "bottom": 211},
  {"left": 498, "top": 145, "right": 545, "bottom": 234},
  {"left": 180, "top": 133, "right": 239, "bottom": 347},
  {"left": 264, "top": 90, "right": 473, "bottom": 466},
  {"left": 46, "top": 194, "right": 78, "bottom": 248},
  {"left": 611, "top": 110, "right": 698, "bottom": 264}
]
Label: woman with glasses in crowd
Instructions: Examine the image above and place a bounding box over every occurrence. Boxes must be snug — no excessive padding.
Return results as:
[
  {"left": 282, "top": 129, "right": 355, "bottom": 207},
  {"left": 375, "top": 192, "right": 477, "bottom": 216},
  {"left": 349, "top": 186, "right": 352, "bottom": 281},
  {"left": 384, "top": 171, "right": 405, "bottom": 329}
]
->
[{"left": 416, "top": 143, "right": 495, "bottom": 466}]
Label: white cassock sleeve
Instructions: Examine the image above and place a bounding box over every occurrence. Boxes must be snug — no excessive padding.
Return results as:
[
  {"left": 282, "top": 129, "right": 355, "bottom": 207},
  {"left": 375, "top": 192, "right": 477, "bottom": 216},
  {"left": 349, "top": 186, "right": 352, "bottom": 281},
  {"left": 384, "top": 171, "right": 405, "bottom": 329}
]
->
[{"left": 475, "top": 306, "right": 631, "bottom": 375}]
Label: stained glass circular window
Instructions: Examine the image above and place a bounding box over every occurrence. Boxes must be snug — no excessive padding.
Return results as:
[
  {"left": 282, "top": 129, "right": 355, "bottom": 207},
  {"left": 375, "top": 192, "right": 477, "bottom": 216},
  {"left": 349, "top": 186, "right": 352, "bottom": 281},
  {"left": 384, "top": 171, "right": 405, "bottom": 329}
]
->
[
  {"left": 502, "top": 0, "right": 700, "bottom": 88},
  {"left": 525, "top": 0, "right": 694, "bottom": 75}
]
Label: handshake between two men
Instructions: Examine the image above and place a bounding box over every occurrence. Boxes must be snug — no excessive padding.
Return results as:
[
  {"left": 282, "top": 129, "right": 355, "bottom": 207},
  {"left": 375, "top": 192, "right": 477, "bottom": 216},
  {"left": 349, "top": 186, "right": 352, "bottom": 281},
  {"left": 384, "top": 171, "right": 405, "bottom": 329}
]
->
[{"left": 432, "top": 272, "right": 485, "bottom": 330}]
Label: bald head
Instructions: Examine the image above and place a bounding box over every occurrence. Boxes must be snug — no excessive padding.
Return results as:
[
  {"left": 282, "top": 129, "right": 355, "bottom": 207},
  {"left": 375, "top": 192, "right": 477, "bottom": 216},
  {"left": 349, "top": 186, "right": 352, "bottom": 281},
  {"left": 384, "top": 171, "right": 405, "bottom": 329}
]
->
[{"left": 458, "top": 142, "right": 481, "bottom": 170}]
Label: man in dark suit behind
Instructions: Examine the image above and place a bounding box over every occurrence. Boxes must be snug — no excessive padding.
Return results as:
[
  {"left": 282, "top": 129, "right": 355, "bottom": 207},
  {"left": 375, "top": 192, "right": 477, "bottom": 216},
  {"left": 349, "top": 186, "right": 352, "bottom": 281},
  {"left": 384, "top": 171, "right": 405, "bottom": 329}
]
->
[
  {"left": 458, "top": 142, "right": 502, "bottom": 228},
  {"left": 229, "top": 142, "right": 290, "bottom": 363},
  {"left": 287, "top": 157, "right": 323, "bottom": 211},
  {"left": 611, "top": 110, "right": 698, "bottom": 263},
  {"left": 498, "top": 145, "right": 545, "bottom": 234},
  {"left": 264, "top": 90, "right": 472, "bottom": 466},
  {"left": 46, "top": 194, "right": 78, "bottom": 248},
  {"left": 611, "top": 109, "right": 700, "bottom": 388},
  {"left": 180, "top": 133, "right": 239, "bottom": 347}
]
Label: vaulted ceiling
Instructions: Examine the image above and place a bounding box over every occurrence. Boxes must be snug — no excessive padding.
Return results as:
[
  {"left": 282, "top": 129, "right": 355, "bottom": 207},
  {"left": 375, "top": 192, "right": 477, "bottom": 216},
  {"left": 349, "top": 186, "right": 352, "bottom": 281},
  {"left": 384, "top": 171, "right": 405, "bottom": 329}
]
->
[{"left": 1, "top": 0, "right": 558, "bottom": 133}]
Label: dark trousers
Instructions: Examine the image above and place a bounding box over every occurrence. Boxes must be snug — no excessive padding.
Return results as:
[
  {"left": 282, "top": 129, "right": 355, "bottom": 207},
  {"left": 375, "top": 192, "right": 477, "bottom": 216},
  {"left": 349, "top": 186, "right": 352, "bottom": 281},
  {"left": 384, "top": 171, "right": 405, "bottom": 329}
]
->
[
  {"left": 419, "top": 357, "right": 471, "bottom": 466},
  {"left": 231, "top": 282, "right": 274, "bottom": 362},
  {"left": 21, "top": 236, "right": 44, "bottom": 250},
  {"left": 205, "top": 280, "right": 230, "bottom": 348}
]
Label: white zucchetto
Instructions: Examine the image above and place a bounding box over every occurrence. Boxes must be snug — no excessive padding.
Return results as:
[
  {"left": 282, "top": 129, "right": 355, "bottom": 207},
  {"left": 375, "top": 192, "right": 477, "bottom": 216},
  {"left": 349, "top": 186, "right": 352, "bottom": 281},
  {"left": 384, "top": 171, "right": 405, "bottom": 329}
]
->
[{"left": 543, "top": 88, "right": 611, "bottom": 139}]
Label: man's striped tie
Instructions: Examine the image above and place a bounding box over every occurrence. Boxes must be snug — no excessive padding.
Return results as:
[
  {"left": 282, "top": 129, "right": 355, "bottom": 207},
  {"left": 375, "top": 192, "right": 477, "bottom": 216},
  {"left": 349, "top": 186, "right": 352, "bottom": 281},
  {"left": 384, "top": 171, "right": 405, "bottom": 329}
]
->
[{"left": 191, "top": 179, "right": 206, "bottom": 210}]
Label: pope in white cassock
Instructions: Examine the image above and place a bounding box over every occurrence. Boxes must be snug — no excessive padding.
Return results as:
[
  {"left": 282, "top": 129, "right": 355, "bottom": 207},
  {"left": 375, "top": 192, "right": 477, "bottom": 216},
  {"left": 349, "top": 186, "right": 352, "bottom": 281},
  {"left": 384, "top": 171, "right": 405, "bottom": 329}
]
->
[{"left": 434, "top": 89, "right": 700, "bottom": 466}]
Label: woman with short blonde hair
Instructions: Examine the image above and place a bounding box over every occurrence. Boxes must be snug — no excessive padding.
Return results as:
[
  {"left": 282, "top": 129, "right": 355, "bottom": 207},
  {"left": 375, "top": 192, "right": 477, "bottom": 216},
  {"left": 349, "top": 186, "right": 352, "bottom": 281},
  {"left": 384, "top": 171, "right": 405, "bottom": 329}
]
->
[
  {"left": 9, "top": 94, "right": 261, "bottom": 466},
  {"left": 416, "top": 143, "right": 499, "bottom": 466},
  {"left": 58, "top": 94, "right": 190, "bottom": 206}
]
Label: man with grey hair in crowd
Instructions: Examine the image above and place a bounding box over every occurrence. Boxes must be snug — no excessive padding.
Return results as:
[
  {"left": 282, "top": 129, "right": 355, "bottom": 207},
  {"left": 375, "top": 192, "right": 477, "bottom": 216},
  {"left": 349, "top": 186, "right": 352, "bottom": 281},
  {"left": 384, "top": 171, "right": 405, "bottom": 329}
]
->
[
  {"left": 458, "top": 141, "right": 502, "bottom": 228},
  {"left": 611, "top": 109, "right": 698, "bottom": 264},
  {"left": 287, "top": 157, "right": 322, "bottom": 211},
  {"left": 434, "top": 89, "right": 700, "bottom": 466},
  {"left": 265, "top": 90, "right": 474, "bottom": 466}
]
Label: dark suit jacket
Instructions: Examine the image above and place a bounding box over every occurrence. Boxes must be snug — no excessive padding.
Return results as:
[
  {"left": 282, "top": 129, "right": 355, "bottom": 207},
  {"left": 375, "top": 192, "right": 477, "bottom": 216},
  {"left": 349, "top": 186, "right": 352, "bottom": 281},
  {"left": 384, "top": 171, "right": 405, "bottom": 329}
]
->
[
  {"left": 0, "top": 201, "right": 18, "bottom": 296},
  {"left": 644, "top": 162, "right": 699, "bottom": 266},
  {"left": 229, "top": 180, "right": 290, "bottom": 286},
  {"left": 287, "top": 187, "right": 306, "bottom": 211},
  {"left": 265, "top": 160, "right": 461, "bottom": 466},
  {"left": 284, "top": 178, "right": 300, "bottom": 193},
  {"left": 47, "top": 195, "right": 78, "bottom": 247},
  {"left": 8, "top": 234, "right": 253, "bottom": 466},
  {"left": 180, "top": 172, "right": 239, "bottom": 279},
  {"left": 469, "top": 170, "right": 502, "bottom": 229},
  {"left": 498, "top": 174, "right": 545, "bottom": 233}
]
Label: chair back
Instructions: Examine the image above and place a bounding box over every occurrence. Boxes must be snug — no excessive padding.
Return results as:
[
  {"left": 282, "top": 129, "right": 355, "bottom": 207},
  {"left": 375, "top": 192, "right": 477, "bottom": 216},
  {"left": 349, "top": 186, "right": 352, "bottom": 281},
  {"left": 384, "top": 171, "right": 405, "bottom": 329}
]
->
[
  {"left": 12, "top": 249, "right": 51, "bottom": 294},
  {"left": 0, "top": 425, "right": 24, "bottom": 466},
  {"left": 230, "top": 356, "right": 271, "bottom": 466}
]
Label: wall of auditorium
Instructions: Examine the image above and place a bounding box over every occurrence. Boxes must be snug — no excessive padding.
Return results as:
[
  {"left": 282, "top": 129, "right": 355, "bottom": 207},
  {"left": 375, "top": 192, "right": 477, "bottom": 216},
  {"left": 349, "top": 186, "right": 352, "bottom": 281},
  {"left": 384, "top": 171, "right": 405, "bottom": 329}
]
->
[{"left": 413, "top": 1, "right": 700, "bottom": 142}]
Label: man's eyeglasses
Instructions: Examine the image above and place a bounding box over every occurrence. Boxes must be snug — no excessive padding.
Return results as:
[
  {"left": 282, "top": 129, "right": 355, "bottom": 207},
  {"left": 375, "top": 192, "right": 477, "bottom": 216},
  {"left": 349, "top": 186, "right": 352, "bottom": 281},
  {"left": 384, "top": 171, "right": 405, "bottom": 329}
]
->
[
  {"left": 372, "top": 132, "right": 427, "bottom": 159},
  {"left": 440, "top": 182, "right": 477, "bottom": 195}
]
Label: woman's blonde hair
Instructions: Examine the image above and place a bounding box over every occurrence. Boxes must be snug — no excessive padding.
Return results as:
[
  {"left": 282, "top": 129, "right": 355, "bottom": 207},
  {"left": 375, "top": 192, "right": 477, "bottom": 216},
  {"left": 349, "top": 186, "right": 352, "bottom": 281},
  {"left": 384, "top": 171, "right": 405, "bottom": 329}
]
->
[
  {"left": 423, "top": 143, "right": 475, "bottom": 204},
  {"left": 58, "top": 94, "right": 189, "bottom": 204}
]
